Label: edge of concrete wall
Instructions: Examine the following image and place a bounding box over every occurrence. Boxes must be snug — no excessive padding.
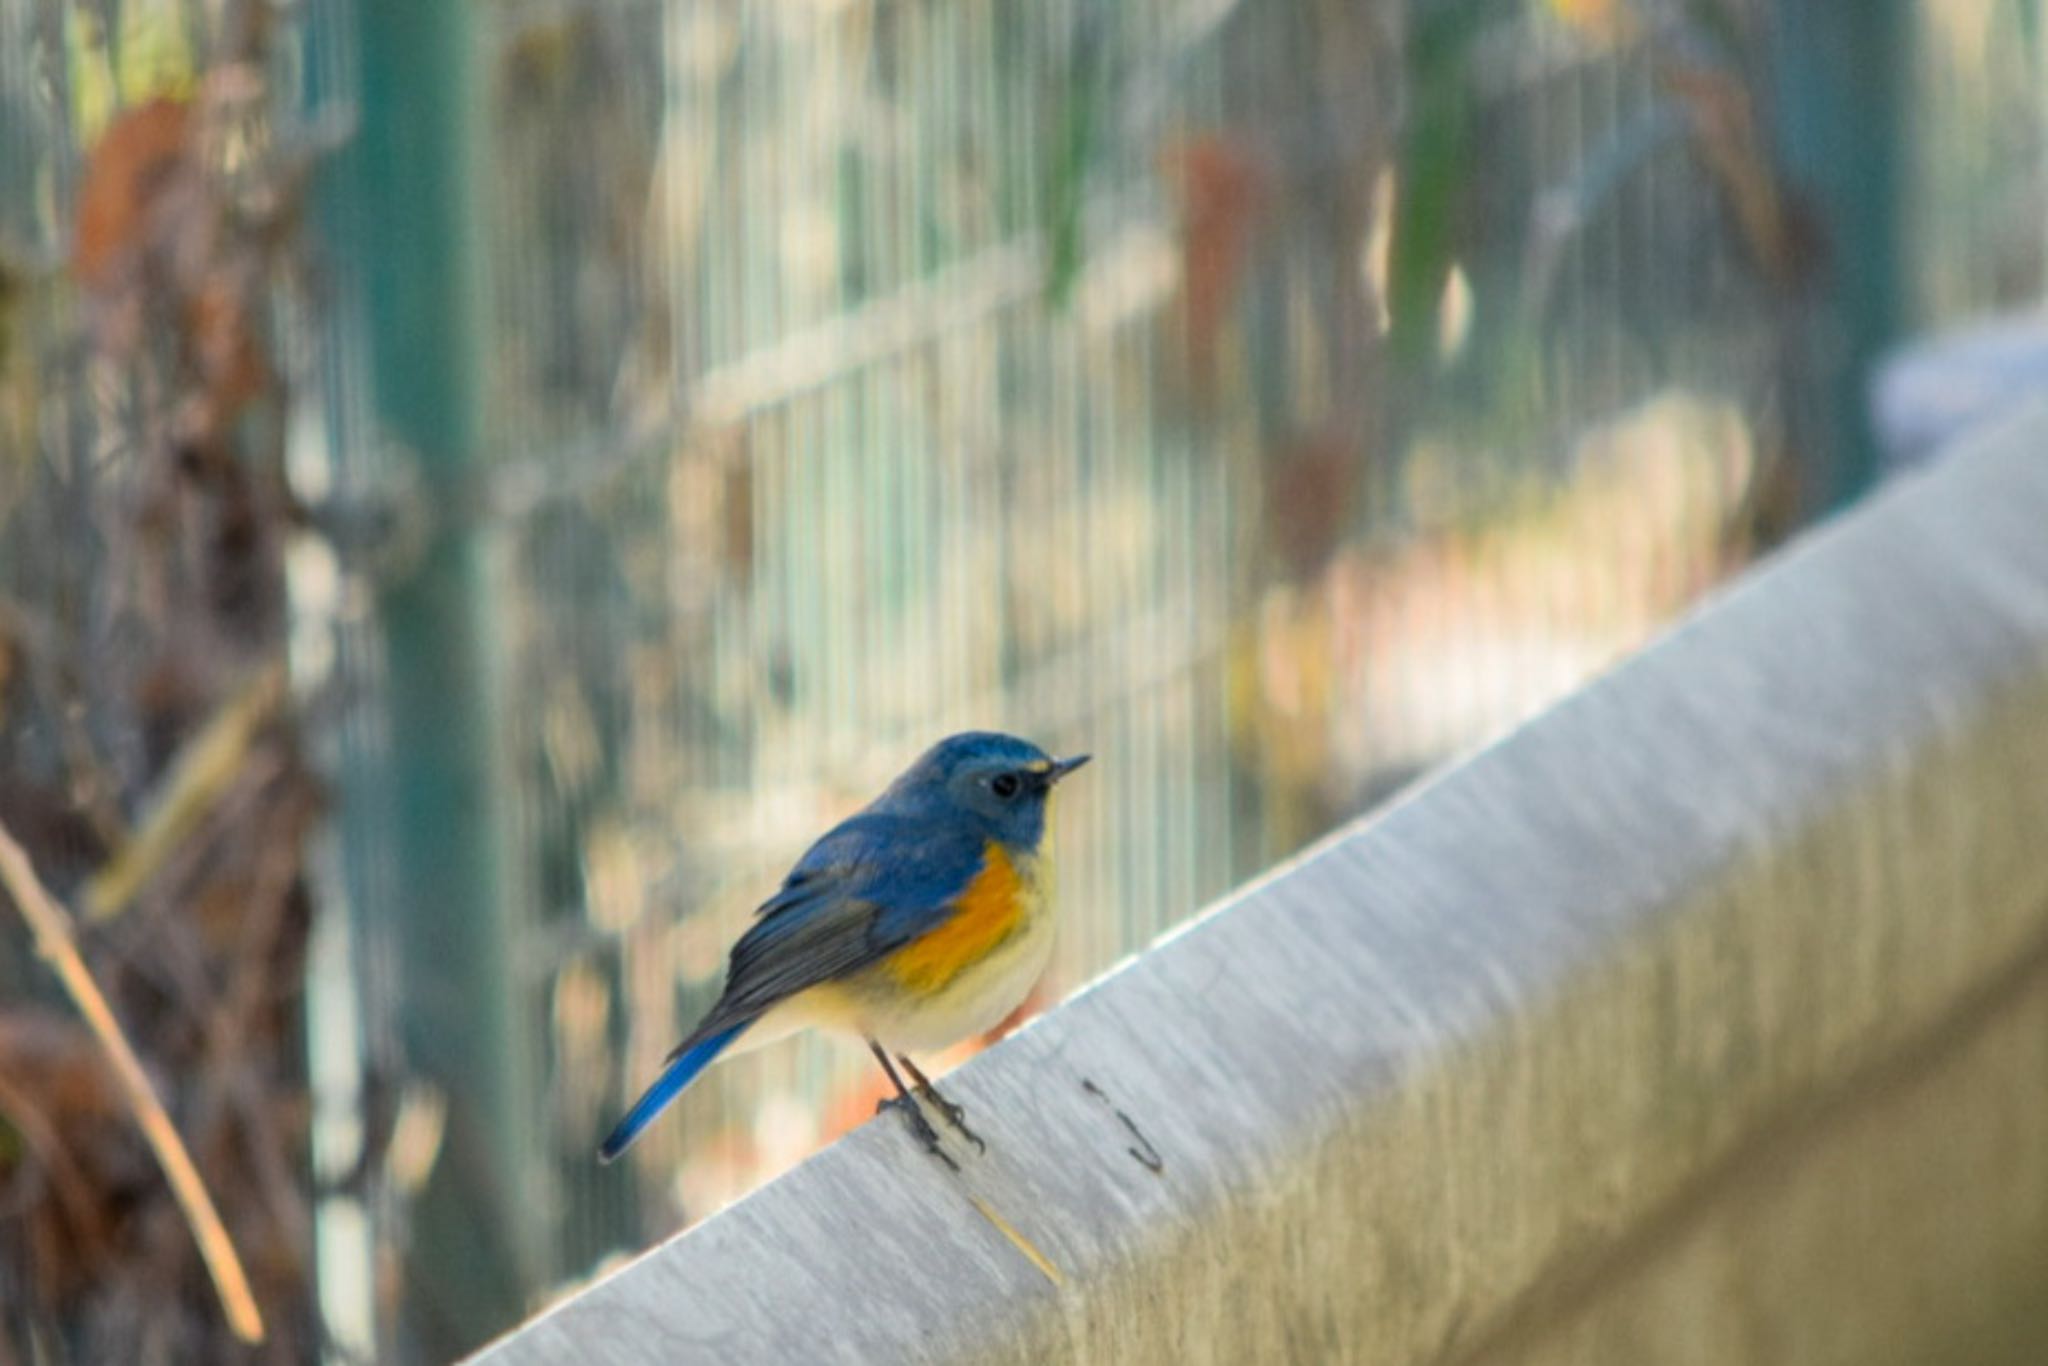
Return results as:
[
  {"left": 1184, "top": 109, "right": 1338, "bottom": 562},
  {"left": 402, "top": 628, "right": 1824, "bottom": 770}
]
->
[{"left": 471, "top": 403, "right": 2048, "bottom": 1364}]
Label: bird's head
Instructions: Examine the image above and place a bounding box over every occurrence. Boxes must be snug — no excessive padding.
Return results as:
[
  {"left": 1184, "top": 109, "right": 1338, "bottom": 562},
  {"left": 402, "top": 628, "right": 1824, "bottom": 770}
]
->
[{"left": 883, "top": 731, "right": 1090, "bottom": 848}]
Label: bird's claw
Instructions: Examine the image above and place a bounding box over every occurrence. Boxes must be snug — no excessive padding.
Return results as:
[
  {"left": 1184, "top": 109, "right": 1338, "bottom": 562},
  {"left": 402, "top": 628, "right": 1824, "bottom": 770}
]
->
[
  {"left": 877, "top": 1093, "right": 958, "bottom": 1171},
  {"left": 917, "top": 1085, "right": 985, "bottom": 1153}
]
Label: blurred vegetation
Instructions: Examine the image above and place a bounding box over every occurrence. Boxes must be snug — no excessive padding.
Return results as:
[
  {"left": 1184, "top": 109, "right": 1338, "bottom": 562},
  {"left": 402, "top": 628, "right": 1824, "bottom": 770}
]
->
[{"left": 0, "top": 2, "right": 341, "bottom": 1360}]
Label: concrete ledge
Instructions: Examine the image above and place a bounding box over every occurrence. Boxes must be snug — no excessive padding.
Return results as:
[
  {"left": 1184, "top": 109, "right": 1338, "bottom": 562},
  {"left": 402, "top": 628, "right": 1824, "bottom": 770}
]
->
[{"left": 473, "top": 405, "right": 2048, "bottom": 1364}]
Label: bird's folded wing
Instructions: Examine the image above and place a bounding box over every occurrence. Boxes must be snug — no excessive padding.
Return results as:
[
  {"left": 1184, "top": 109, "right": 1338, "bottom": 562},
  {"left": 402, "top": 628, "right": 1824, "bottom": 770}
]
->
[{"left": 681, "top": 813, "right": 986, "bottom": 1044}]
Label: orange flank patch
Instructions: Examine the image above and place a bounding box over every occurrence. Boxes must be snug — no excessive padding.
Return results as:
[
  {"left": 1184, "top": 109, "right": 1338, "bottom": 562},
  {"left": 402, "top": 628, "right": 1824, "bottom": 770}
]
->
[{"left": 883, "top": 842, "right": 1026, "bottom": 995}]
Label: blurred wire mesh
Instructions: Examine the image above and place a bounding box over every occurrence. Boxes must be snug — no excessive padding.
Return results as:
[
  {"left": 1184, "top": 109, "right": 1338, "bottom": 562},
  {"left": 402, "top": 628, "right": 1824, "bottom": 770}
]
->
[{"left": 4, "top": 0, "right": 2047, "bottom": 1361}]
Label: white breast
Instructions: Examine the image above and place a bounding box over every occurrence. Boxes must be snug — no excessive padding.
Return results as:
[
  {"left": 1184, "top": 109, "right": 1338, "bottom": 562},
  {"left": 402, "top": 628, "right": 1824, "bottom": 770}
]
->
[{"left": 856, "top": 852, "right": 1058, "bottom": 1055}]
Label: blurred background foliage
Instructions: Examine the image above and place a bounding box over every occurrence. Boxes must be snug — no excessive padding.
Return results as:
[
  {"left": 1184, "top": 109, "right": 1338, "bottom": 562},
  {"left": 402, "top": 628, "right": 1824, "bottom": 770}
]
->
[{"left": 1, "top": 0, "right": 2044, "bottom": 1361}]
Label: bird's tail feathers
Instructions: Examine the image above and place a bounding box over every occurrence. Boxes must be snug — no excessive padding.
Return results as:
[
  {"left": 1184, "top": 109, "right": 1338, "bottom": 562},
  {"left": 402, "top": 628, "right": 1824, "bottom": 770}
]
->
[{"left": 598, "top": 1022, "right": 747, "bottom": 1163}]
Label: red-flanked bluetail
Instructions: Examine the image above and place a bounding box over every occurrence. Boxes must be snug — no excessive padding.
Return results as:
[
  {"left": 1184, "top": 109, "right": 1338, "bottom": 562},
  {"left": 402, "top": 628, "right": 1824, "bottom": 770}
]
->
[{"left": 600, "top": 733, "right": 1089, "bottom": 1167}]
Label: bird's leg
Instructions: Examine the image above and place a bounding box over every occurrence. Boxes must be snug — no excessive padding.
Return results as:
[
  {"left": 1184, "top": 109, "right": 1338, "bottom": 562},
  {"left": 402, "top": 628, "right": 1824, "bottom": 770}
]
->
[
  {"left": 897, "top": 1054, "right": 984, "bottom": 1153},
  {"left": 869, "top": 1041, "right": 957, "bottom": 1171}
]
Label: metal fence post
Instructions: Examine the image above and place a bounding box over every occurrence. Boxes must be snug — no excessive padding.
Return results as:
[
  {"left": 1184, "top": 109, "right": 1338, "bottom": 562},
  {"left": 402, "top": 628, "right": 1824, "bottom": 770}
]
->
[
  {"left": 1769, "top": 0, "right": 1908, "bottom": 509},
  {"left": 327, "top": 1, "right": 538, "bottom": 1355}
]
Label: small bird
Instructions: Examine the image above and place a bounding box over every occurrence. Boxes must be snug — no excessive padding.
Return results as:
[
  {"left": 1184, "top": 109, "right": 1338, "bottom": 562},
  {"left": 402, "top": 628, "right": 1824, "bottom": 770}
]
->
[{"left": 600, "top": 731, "right": 1089, "bottom": 1166}]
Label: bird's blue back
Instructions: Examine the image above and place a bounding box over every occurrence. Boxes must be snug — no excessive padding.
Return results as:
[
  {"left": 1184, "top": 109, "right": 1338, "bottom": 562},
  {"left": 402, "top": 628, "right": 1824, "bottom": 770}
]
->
[
  {"left": 726, "top": 731, "right": 1056, "bottom": 1003},
  {"left": 716, "top": 809, "right": 989, "bottom": 1012}
]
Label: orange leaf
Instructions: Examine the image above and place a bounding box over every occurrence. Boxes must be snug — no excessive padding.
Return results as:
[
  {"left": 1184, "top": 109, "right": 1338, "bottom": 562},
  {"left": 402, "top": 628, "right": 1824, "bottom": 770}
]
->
[{"left": 72, "top": 97, "right": 193, "bottom": 292}]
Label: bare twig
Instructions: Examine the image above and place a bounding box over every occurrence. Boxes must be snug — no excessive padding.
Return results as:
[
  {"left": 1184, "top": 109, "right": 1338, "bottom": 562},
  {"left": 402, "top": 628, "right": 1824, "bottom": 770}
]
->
[
  {"left": 0, "top": 819, "right": 266, "bottom": 1344},
  {"left": 85, "top": 661, "right": 286, "bottom": 921}
]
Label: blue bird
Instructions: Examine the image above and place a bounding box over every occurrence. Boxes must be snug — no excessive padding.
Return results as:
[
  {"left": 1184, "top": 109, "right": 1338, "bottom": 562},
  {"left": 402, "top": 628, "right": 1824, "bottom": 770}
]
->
[{"left": 600, "top": 732, "right": 1089, "bottom": 1166}]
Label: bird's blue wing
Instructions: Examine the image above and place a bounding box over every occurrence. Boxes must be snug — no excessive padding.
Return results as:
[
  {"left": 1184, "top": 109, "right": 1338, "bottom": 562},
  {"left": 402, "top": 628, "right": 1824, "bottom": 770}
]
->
[
  {"left": 603, "top": 811, "right": 987, "bottom": 1160},
  {"left": 696, "top": 812, "right": 986, "bottom": 1030}
]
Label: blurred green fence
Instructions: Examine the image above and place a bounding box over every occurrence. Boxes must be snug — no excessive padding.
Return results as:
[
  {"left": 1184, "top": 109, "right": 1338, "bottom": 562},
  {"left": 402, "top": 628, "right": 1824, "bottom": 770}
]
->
[{"left": 4, "top": 0, "right": 2046, "bottom": 1361}]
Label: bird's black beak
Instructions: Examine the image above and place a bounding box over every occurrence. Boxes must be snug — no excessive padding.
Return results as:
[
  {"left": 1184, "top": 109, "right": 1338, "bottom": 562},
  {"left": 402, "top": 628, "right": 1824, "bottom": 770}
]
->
[{"left": 1046, "top": 753, "right": 1091, "bottom": 784}]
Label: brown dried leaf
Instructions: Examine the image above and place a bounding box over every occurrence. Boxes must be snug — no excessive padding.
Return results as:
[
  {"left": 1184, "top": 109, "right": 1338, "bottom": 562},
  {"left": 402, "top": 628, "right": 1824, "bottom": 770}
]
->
[{"left": 72, "top": 98, "right": 194, "bottom": 294}]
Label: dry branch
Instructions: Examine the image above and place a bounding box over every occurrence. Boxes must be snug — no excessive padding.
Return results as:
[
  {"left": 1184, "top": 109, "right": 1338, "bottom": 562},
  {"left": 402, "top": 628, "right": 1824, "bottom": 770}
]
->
[
  {"left": 0, "top": 818, "right": 265, "bottom": 1344},
  {"left": 85, "top": 662, "right": 287, "bottom": 922}
]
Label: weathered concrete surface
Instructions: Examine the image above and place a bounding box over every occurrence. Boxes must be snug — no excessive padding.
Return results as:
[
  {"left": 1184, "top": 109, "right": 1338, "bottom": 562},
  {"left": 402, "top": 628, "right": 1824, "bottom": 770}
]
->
[
  {"left": 471, "top": 402, "right": 2048, "bottom": 1365},
  {"left": 1470, "top": 946, "right": 2048, "bottom": 1366}
]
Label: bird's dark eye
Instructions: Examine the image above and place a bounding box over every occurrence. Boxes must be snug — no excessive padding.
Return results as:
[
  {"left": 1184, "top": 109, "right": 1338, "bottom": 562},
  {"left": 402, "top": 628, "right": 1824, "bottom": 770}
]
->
[{"left": 990, "top": 772, "right": 1021, "bottom": 799}]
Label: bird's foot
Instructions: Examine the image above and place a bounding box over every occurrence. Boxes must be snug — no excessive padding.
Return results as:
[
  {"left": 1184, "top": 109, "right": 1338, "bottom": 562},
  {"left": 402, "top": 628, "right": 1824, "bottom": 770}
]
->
[
  {"left": 877, "top": 1093, "right": 958, "bottom": 1171},
  {"left": 915, "top": 1084, "right": 985, "bottom": 1154},
  {"left": 895, "top": 1055, "right": 987, "bottom": 1154}
]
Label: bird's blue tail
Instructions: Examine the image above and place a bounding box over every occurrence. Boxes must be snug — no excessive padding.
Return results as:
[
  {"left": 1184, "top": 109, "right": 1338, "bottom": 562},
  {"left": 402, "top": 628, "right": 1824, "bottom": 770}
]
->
[{"left": 598, "top": 1023, "right": 747, "bottom": 1163}]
